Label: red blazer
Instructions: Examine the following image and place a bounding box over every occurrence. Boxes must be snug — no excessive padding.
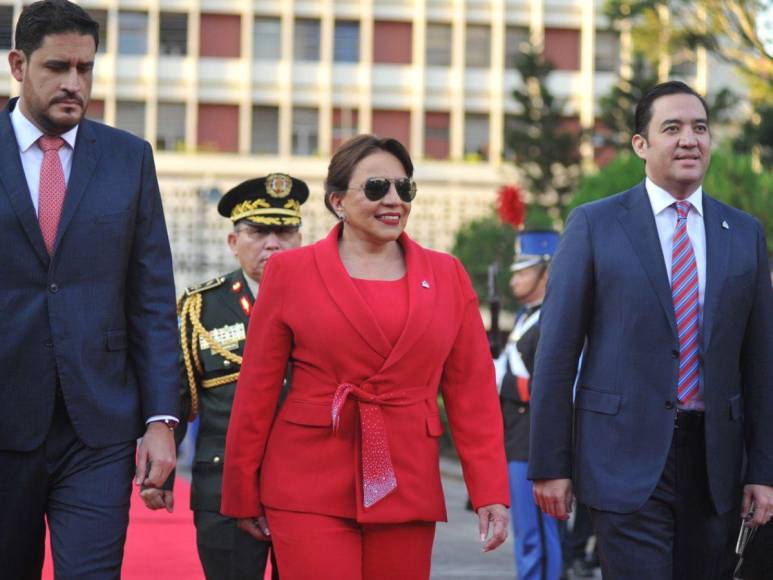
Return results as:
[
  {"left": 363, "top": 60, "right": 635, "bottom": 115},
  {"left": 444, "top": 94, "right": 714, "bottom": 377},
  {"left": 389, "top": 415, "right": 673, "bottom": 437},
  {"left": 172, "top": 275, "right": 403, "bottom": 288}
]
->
[{"left": 221, "top": 224, "right": 509, "bottom": 524}]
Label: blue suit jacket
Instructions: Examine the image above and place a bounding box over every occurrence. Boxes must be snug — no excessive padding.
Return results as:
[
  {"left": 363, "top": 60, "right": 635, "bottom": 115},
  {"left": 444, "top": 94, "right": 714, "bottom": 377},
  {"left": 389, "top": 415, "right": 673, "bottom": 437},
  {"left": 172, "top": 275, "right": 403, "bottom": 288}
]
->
[
  {"left": 528, "top": 181, "right": 773, "bottom": 515},
  {"left": 0, "top": 98, "right": 180, "bottom": 451}
]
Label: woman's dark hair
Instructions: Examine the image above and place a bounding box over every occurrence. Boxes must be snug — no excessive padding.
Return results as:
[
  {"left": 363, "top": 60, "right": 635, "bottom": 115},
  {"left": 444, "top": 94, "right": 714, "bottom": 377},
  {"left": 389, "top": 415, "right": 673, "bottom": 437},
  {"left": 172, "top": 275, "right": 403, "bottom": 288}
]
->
[
  {"left": 323, "top": 134, "right": 414, "bottom": 217},
  {"left": 634, "top": 80, "right": 709, "bottom": 138},
  {"left": 15, "top": 0, "right": 99, "bottom": 58}
]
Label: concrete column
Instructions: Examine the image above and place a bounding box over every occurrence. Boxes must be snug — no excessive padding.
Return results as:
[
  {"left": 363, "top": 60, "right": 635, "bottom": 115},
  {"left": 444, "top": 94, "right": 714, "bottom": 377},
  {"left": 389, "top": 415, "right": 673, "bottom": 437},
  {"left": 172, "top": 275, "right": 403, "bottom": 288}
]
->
[
  {"left": 318, "top": 0, "right": 334, "bottom": 157},
  {"left": 410, "top": 0, "right": 427, "bottom": 159},
  {"left": 579, "top": 0, "right": 596, "bottom": 171},
  {"left": 449, "top": 0, "right": 465, "bottom": 161}
]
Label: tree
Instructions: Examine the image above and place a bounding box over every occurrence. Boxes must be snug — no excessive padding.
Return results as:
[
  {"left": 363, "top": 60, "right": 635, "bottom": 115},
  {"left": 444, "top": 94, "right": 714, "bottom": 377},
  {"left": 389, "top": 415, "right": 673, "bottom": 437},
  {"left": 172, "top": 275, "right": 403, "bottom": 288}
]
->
[
  {"left": 604, "top": 1, "right": 773, "bottom": 94},
  {"left": 505, "top": 45, "right": 583, "bottom": 214}
]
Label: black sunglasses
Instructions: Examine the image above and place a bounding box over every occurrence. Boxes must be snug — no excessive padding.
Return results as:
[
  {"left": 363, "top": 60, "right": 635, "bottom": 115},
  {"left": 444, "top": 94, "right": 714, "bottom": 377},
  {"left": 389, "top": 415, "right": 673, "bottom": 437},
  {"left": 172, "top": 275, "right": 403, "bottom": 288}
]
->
[{"left": 353, "top": 177, "right": 417, "bottom": 203}]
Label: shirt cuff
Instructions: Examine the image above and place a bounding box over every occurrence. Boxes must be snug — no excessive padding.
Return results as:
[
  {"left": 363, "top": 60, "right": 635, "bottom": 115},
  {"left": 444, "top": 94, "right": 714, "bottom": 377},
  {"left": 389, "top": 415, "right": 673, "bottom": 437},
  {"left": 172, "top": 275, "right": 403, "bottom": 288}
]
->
[{"left": 146, "top": 415, "right": 179, "bottom": 425}]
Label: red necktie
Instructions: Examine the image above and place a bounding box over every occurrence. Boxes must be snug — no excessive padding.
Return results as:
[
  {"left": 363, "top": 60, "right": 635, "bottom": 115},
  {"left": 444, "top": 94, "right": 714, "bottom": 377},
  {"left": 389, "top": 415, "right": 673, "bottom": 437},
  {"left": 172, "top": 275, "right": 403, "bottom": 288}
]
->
[
  {"left": 671, "top": 201, "right": 700, "bottom": 404},
  {"left": 38, "top": 135, "right": 66, "bottom": 254}
]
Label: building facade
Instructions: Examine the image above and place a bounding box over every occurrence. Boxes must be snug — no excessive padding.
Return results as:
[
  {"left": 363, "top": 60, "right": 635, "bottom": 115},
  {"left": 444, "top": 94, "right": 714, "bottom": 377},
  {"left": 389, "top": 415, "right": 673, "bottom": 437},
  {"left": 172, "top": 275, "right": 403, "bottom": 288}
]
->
[{"left": 0, "top": 0, "right": 737, "bottom": 291}]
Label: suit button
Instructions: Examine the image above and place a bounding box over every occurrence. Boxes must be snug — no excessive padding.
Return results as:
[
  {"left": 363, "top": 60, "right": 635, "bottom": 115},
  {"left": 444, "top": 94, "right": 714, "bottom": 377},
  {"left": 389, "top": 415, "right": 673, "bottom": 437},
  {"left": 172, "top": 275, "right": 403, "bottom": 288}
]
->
[
  {"left": 212, "top": 456, "right": 221, "bottom": 464},
  {"left": 49, "top": 283, "right": 59, "bottom": 293},
  {"left": 44, "top": 340, "right": 53, "bottom": 348},
  {"left": 665, "top": 401, "right": 675, "bottom": 409},
  {"left": 671, "top": 350, "right": 679, "bottom": 359}
]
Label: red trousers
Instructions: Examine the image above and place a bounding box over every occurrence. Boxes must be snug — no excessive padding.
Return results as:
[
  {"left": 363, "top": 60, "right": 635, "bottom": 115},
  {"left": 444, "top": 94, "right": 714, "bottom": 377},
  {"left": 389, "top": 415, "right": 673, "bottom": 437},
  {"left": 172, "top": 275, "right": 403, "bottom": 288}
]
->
[{"left": 265, "top": 507, "right": 436, "bottom": 580}]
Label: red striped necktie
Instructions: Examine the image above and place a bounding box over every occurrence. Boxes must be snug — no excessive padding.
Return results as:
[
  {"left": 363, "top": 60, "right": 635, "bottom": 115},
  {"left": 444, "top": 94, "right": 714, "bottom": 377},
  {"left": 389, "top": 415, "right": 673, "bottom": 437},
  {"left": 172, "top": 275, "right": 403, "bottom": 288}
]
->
[{"left": 671, "top": 201, "right": 700, "bottom": 404}]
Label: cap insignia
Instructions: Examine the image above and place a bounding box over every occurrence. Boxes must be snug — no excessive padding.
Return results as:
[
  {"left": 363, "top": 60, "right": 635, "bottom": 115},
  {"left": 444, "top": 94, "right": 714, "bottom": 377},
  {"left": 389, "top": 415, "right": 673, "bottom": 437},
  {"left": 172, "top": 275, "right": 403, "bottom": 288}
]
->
[{"left": 265, "top": 173, "right": 293, "bottom": 199}]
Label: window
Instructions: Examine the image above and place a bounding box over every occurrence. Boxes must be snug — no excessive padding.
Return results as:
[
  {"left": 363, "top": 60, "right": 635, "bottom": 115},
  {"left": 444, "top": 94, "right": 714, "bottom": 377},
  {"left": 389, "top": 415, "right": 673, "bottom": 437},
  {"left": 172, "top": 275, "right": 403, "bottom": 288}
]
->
[
  {"left": 372, "top": 110, "right": 411, "bottom": 151},
  {"left": 294, "top": 19, "right": 321, "bottom": 62},
  {"left": 595, "top": 30, "right": 619, "bottom": 73},
  {"left": 292, "top": 107, "right": 319, "bottom": 155},
  {"left": 332, "top": 107, "right": 359, "bottom": 151},
  {"left": 464, "top": 113, "right": 489, "bottom": 159},
  {"left": 254, "top": 17, "right": 281, "bottom": 60},
  {"left": 251, "top": 106, "right": 279, "bottom": 154},
  {"left": 200, "top": 14, "right": 241, "bottom": 58},
  {"left": 505, "top": 26, "right": 529, "bottom": 69},
  {"left": 160, "top": 12, "right": 188, "bottom": 56},
  {"left": 198, "top": 104, "right": 239, "bottom": 152},
  {"left": 89, "top": 9, "right": 108, "bottom": 53},
  {"left": 334, "top": 21, "right": 359, "bottom": 63},
  {"left": 544, "top": 28, "right": 580, "bottom": 71},
  {"left": 426, "top": 23, "right": 451, "bottom": 67},
  {"left": 373, "top": 21, "right": 412, "bottom": 64},
  {"left": 118, "top": 11, "right": 148, "bottom": 55},
  {"left": 115, "top": 101, "right": 146, "bottom": 137},
  {"left": 0, "top": 7, "right": 12, "bottom": 50},
  {"left": 157, "top": 102, "right": 186, "bottom": 151},
  {"left": 424, "top": 112, "right": 450, "bottom": 160},
  {"left": 466, "top": 25, "right": 491, "bottom": 68}
]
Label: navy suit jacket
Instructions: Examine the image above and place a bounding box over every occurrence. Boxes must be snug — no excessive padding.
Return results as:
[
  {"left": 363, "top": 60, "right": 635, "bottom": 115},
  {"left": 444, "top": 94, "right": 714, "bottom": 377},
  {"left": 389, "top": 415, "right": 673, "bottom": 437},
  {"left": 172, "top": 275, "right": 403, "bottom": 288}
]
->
[
  {"left": 0, "top": 98, "right": 180, "bottom": 451},
  {"left": 528, "top": 181, "right": 773, "bottom": 515}
]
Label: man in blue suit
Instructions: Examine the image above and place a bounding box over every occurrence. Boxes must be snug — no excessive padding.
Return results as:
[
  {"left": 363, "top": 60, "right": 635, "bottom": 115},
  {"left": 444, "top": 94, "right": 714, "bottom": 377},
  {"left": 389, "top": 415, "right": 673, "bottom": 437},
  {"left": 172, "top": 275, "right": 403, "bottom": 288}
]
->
[
  {"left": 528, "top": 81, "right": 773, "bottom": 579},
  {"left": 0, "top": 2, "right": 180, "bottom": 578}
]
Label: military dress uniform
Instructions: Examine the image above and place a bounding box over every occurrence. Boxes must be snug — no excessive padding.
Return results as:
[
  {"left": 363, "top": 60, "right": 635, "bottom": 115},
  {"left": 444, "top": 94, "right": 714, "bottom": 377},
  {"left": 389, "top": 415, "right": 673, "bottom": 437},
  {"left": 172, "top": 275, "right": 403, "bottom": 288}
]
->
[
  {"left": 178, "top": 270, "right": 281, "bottom": 579},
  {"left": 174, "top": 173, "right": 309, "bottom": 580},
  {"left": 494, "top": 231, "right": 562, "bottom": 580}
]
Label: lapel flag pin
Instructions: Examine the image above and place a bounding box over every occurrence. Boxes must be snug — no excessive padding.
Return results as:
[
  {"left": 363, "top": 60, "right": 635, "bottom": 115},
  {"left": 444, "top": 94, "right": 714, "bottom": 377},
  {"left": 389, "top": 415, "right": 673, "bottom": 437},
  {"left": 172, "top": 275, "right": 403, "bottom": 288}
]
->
[
  {"left": 421, "top": 280, "right": 430, "bottom": 289},
  {"left": 721, "top": 220, "right": 729, "bottom": 230}
]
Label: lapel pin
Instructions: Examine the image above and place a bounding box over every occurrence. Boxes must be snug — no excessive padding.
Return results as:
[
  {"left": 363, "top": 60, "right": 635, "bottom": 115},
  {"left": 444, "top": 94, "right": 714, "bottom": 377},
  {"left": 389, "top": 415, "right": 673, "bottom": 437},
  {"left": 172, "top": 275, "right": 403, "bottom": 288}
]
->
[
  {"left": 721, "top": 220, "right": 729, "bottom": 230},
  {"left": 421, "top": 280, "right": 430, "bottom": 289}
]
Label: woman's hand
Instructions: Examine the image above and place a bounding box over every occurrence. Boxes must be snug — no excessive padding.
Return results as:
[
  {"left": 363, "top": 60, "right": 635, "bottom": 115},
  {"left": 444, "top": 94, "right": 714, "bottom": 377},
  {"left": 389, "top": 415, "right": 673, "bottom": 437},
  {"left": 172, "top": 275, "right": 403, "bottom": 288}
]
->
[
  {"left": 236, "top": 516, "right": 272, "bottom": 541},
  {"left": 477, "top": 503, "right": 509, "bottom": 552}
]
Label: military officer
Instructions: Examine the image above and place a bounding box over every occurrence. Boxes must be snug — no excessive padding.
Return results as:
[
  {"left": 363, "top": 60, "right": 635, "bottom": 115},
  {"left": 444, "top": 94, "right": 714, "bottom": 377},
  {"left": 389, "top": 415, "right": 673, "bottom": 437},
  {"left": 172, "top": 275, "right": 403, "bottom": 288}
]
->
[
  {"left": 494, "top": 230, "right": 562, "bottom": 580},
  {"left": 142, "top": 173, "right": 308, "bottom": 579}
]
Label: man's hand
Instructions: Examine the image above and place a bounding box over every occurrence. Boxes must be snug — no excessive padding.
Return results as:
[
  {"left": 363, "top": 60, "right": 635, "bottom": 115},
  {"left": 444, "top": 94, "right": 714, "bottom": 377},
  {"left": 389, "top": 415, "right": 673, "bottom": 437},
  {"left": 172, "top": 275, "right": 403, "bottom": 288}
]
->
[
  {"left": 533, "top": 478, "right": 573, "bottom": 520},
  {"left": 237, "top": 517, "right": 271, "bottom": 542},
  {"left": 135, "top": 422, "right": 176, "bottom": 489},
  {"left": 140, "top": 488, "right": 174, "bottom": 513},
  {"left": 742, "top": 484, "right": 773, "bottom": 527},
  {"left": 477, "top": 504, "right": 509, "bottom": 552}
]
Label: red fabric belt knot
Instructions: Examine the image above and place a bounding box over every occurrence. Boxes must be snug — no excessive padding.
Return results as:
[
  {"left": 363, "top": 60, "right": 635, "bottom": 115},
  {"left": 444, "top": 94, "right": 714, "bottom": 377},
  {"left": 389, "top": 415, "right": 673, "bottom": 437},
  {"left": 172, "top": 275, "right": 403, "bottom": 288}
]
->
[{"left": 331, "top": 382, "right": 426, "bottom": 509}]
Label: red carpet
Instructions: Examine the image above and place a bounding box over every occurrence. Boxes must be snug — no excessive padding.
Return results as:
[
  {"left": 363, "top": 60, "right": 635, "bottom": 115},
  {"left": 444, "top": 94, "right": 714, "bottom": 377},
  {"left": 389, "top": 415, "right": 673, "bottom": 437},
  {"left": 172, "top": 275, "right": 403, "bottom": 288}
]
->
[{"left": 43, "top": 477, "right": 204, "bottom": 579}]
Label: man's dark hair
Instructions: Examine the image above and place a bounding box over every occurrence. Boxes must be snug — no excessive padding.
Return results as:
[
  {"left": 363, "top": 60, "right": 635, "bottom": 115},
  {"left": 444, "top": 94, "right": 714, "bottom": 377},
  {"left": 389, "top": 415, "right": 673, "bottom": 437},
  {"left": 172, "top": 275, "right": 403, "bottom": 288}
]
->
[
  {"left": 323, "top": 134, "right": 414, "bottom": 218},
  {"left": 15, "top": 0, "right": 99, "bottom": 57},
  {"left": 634, "top": 80, "right": 710, "bottom": 138}
]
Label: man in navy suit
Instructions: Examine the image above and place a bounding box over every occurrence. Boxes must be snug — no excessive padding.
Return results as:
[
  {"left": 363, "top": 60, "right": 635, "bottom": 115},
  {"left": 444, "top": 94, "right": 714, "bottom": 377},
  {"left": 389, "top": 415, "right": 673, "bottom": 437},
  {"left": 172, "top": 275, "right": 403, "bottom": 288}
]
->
[
  {"left": 528, "top": 81, "right": 773, "bottom": 579},
  {"left": 0, "top": 2, "right": 180, "bottom": 578}
]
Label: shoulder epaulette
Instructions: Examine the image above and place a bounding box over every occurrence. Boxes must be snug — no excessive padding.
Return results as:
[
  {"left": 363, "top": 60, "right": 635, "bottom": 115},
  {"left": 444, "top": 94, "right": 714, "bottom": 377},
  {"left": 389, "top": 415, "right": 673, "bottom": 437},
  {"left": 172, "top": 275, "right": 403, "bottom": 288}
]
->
[{"left": 184, "top": 276, "right": 226, "bottom": 297}]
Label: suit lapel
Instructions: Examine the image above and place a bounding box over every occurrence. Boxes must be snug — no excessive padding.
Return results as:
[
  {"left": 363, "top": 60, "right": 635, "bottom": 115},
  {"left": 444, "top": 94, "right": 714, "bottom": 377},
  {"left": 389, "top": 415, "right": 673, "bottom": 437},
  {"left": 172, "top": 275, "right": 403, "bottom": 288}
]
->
[
  {"left": 313, "top": 224, "right": 392, "bottom": 359},
  {"left": 54, "top": 119, "right": 99, "bottom": 254},
  {"left": 700, "top": 195, "right": 730, "bottom": 349},
  {"left": 0, "top": 99, "right": 49, "bottom": 266},
  {"left": 379, "top": 233, "right": 435, "bottom": 374},
  {"left": 617, "top": 183, "right": 678, "bottom": 336}
]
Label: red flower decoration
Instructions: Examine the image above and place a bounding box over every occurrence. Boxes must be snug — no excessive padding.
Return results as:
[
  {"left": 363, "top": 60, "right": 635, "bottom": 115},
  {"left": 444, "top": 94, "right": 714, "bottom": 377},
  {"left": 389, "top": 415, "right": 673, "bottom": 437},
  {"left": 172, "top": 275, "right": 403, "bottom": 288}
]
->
[{"left": 496, "top": 185, "right": 525, "bottom": 228}]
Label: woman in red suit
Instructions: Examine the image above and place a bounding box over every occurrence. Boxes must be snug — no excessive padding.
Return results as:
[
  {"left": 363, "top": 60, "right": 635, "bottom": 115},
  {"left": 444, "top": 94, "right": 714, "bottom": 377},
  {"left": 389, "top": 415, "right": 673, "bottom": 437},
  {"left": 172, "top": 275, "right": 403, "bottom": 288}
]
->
[{"left": 221, "top": 135, "right": 509, "bottom": 579}]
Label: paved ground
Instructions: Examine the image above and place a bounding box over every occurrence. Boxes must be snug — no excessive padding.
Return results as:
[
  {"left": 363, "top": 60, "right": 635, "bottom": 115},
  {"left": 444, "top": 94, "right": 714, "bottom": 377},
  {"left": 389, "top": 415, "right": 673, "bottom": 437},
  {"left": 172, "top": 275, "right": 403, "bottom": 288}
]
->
[
  {"left": 431, "top": 458, "right": 516, "bottom": 579},
  {"left": 432, "top": 458, "right": 602, "bottom": 580}
]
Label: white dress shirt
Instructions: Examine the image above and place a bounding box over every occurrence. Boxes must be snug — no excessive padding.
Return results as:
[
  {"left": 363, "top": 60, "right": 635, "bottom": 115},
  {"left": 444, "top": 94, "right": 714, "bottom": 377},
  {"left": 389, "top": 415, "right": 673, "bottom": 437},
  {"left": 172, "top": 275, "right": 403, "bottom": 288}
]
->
[
  {"left": 12, "top": 102, "right": 178, "bottom": 426},
  {"left": 645, "top": 177, "right": 706, "bottom": 410}
]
